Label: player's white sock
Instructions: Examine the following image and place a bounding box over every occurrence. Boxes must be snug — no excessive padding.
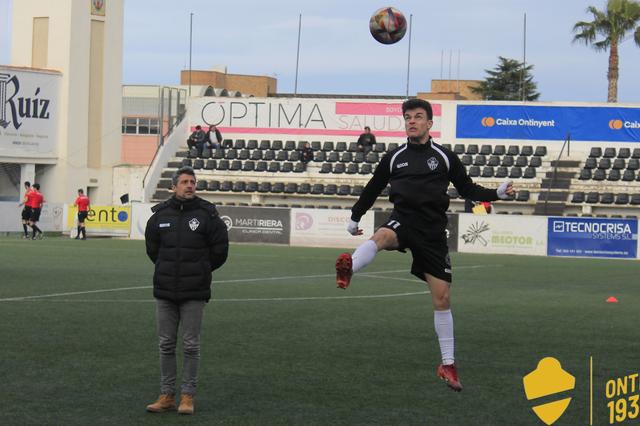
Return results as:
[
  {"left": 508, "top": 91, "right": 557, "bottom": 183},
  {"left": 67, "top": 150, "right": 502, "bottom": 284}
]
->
[
  {"left": 352, "top": 240, "right": 378, "bottom": 273},
  {"left": 434, "top": 309, "right": 455, "bottom": 365}
]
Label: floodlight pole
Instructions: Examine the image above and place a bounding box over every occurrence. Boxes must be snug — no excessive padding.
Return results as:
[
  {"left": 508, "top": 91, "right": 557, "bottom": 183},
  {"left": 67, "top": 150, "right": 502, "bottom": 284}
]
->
[
  {"left": 521, "top": 12, "right": 527, "bottom": 102},
  {"left": 294, "top": 13, "right": 302, "bottom": 96},
  {"left": 405, "top": 14, "right": 413, "bottom": 98},
  {"left": 189, "top": 12, "right": 193, "bottom": 97}
]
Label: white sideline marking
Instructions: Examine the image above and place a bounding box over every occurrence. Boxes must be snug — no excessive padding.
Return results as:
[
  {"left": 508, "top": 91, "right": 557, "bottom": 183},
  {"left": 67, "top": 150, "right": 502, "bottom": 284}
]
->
[
  {"left": 5, "top": 291, "right": 430, "bottom": 303},
  {"left": 0, "top": 264, "right": 499, "bottom": 302}
]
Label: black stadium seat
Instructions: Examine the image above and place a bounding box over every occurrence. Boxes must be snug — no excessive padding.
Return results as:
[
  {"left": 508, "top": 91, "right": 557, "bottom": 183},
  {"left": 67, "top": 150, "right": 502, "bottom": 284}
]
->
[
  {"left": 507, "top": 145, "right": 520, "bottom": 156},
  {"left": 337, "top": 185, "right": 351, "bottom": 196},
  {"left": 322, "top": 141, "right": 334, "bottom": 152},
  {"left": 219, "top": 181, "right": 232, "bottom": 192},
  {"left": 259, "top": 140, "right": 270, "bottom": 150},
  {"left": 284, "top": 183, "right": 298, "bottom": 193},
  {"left": 196, "top": 180, "right": 207, "bottom": 191},
  {"left": 281, "top": 162, "right": 293, "bottom": 173},
  {"left": 615, "top": 193, "right": 629, "bottom": 205},
  {"left": 268, "top": 162, "right": 280, "bottom": 173},
  {"left": 245, "top": 182, "right": 258, "bottom": 192},
  {"left": 335, "top": 142, "right": 347, "bottom": 152},
  {"left": 272, "top": 140, "right": 283, "bottom": 150},
  {"left": 466, "top": 144, "right": 478, "bottom": 155},
  {"left": 242, "top": 161, "right": 255, "bottom": 172},
  {"left": 276, "top": 151, "right": 288, "bottom": 161},
  {"left": 480, "top": 145, "right": 492, "bottom": 155},
  {"left": 232, "top": 181, "right": 245, "bottom": 192},
  {"left": 571, "top": 192, "right": 585, "bottom": 203},
  {"left": 298, "top": 183, "right": 310, "bottom": 194},
  {"left": 271, "top": 182, "right": 284, "bottom": 193},
  {"left": 622, "top": 169, "right": 636, "bottom": 181},
  {"left": 586, "top": 192, "right": 600, "bottom": 203},
  {"left": 593, "top": 169, "right": 606, "bottom": 180},
  {"left": 311, "top": 184, "right": 324, "bottom": 195},
  {"left": 207, "top": 180, "right": 220, "bottom": 191},
  {"left": 258, "top": 182, "right": 271, "bottom": 193},
  {"left": 529, "top": 156, "right": 542, "bottom": 168},
  {"left": 493, "top": 145, "right": 506, "bottom": 155},
  {"left": 516, "top": 190, "right": 530, "bottom": 202},
  {"left": 284, "top": 140, "right": 296, "bottom": 151},
  {"left": 589, "top": 147, "right": 602, "bottom": 158},
  {"left": 247, "top": 140, "right": 258, "bottom": 149},
  {"left": 521, "top": 146, "right": 533, "bottom": 156},
  {"left": 618, "top": 147, "right": 630, "bottom": 158},
  {"left": 533, "top": 146, "right": 547, "bottom": 157},
  {"left": 603, "top": 147, "right": 616, "bottom": 158}
]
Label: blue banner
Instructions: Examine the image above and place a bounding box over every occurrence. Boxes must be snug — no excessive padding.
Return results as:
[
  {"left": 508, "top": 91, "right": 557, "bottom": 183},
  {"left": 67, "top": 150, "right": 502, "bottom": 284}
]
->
[
  {"left": 456, "top": 105, "right": 640, "bottom": 142},
  {"left": 547, "top": 217, "right": 638, "bottom": 259}
]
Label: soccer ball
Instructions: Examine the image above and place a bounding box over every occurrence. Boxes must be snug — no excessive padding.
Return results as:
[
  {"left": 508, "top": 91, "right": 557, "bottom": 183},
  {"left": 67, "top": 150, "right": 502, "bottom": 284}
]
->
[{"left": 369, "top": 7, "right": 407, "bottom": 45}]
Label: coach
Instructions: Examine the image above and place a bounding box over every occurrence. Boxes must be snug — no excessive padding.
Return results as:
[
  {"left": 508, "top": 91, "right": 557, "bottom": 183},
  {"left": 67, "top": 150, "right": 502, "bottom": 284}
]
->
[{"left": 144, "top": 166, "right": 229, "bottom": 415}]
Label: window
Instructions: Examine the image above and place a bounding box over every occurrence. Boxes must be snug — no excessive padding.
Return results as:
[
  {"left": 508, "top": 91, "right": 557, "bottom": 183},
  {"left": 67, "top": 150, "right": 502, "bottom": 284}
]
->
[{"left": 122, "top": 117, "right": 160, "bottom": 135}]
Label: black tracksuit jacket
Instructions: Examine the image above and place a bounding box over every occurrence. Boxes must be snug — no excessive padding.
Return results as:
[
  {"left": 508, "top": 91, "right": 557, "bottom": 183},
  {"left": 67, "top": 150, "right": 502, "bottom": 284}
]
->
[
  {"left": 145, "top": 196, "right": 229, "bottom": 302},
  {"left": 351, "top": 138, "right": 499, "bottom": 234}
]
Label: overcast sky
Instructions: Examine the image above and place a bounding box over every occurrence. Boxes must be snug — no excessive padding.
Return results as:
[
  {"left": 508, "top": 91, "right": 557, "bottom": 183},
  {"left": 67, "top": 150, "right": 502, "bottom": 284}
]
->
[{"left": 1, "top": 0, "right": 639, "bottom": 103}]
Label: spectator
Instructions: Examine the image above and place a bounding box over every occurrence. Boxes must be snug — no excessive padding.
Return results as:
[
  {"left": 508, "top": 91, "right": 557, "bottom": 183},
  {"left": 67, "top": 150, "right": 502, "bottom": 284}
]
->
[
  {"left": 206, "top": 125, "right": 222, "bottom": 149},
  {"left": 300, "top": 142, "right": 314, "bottom": 164},
  {"left": 357, "top": 126, "right": 377, "bottom": 153},
  {"left": 187, "top": 125, "right": 206, "bottom": 157}
]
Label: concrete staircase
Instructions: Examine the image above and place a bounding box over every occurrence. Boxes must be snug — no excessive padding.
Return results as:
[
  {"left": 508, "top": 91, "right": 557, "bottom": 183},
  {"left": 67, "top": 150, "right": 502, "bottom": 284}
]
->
[{"left": 533, "top": 160, "right": 580, "bottom": 216}]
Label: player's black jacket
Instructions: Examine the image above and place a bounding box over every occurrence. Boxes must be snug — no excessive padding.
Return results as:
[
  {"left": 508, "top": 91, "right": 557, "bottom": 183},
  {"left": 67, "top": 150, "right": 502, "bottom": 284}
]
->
[
  {"left": 351, "top": 138, "right": 499, "bottom": 234},
  {"left": 145, "top": 196, "right": 229, "bottom": 302}
]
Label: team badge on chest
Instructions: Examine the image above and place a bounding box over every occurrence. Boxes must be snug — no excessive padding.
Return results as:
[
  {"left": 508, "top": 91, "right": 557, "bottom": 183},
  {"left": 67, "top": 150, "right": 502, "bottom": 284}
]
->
[
  {"left": 188, "top": 218, "right": 200, "bottom": 231},
  {"left": 427, "top": 157, "right": 439, "bottom": 171}
]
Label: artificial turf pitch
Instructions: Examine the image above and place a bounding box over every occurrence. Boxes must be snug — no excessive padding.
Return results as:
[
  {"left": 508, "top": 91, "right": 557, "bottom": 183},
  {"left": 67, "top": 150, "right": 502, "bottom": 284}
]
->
[{"left": 0, "top": 236, "right": 637, "bottom": 425}]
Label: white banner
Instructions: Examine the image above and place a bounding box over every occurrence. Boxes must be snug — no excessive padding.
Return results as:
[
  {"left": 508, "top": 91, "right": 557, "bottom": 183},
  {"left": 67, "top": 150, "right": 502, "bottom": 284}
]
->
[
  {"left": 0, "top": 201, "right": 63, "bottom": 232},
  {"left": 290, "top": 208, "right": 374, "bottom": 249},
  {"left": 130, "top": 202, "right": 155, "bottom": 240},
  {"left": 457, "top": 213, "right": 547, "bottom": 256},
  {"left": 0, "top": 66, "right": 61, "bottom": 159},
  {"left": 188, "top": 97, "right": 443, "bottom": 139}
]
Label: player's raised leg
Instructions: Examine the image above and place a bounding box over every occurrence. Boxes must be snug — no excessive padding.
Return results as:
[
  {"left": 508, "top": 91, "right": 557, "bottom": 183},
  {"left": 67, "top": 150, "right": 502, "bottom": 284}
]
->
[{"left": 336, "top": 227, "right": 399, "bottom": 289}]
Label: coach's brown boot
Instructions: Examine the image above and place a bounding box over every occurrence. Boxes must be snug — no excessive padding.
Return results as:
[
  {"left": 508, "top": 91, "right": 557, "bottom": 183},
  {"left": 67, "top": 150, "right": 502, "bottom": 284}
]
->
[
  {"left": 178, "top": 394, "right": 194, "bottom": 415},
  {"left": 146, "top": 394, "right": 176, "bottom": 413}
]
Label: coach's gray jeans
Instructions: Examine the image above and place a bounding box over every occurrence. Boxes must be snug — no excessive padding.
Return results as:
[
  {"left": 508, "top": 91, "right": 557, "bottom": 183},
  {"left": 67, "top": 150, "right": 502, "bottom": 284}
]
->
[{"left": 155, "top": 298, "right": 206, "bottom": 395}]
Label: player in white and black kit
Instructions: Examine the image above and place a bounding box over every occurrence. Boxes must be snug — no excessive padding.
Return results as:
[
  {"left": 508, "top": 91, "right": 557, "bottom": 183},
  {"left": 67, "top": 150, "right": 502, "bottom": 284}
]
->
[{"left": 335, "top": 98, "right": 514, "bottom": 392}]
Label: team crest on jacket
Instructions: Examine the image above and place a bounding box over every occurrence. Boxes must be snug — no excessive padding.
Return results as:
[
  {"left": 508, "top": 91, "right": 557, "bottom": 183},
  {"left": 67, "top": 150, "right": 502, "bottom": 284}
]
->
[
  {"left": 427, "top": 157, "right": 439, "bottom": 170},
  {"left": 188, "top": 218, "right": 200, "bottom": 231}
]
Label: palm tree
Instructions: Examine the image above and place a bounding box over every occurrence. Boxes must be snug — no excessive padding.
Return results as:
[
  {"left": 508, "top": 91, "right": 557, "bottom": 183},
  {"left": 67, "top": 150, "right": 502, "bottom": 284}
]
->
[{"left": 573, "top": 0, "right": 640, "bottom": 102}]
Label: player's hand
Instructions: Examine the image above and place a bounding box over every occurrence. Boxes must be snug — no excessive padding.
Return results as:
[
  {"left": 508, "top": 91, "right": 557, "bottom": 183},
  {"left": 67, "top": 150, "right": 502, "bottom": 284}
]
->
[
  {"left": 347, "top": 219, "right": 363, "bottom": 236},
  {"left": 497, "top": 180, "right": 514, "bottom": 199}
]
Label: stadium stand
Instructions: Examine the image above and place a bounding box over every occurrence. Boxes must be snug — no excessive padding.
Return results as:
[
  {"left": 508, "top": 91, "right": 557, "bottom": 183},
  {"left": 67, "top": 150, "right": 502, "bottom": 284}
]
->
[{"left": 153, "top": 136, "right": 640, "bottom": 216}]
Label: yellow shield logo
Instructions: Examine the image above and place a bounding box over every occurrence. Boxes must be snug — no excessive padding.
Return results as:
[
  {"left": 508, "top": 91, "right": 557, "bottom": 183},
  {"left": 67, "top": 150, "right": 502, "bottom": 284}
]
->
[{"left": 523, "top": 357, "right": 575, "bottom": 425}]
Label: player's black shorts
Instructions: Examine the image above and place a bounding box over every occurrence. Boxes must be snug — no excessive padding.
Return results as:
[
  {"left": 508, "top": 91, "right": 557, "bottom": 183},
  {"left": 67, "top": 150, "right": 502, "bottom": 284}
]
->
[
  {"left": 21, "top": 206, "right": 32, "bottom": 221},
  {"left": 379, "top": 211, "right": 452, "bottom": 283},
  {"left": 77, "top": 211, "right": 88, "bottom": 223},
  {"left": 30, "top": 208, "right": 41, "bottom": 222}
]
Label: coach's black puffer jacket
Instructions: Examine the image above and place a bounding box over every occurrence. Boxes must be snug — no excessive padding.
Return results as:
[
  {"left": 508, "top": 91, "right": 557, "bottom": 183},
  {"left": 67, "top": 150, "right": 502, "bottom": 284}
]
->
[{"left": 145, "top": 196, "right": 229, "bottom": 302}]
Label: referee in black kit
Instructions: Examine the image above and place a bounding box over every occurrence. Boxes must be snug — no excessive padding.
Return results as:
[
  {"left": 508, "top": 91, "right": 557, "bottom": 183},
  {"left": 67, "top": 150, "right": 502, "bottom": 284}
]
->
[{"left": 334, "top": 98, "right": 514, "bottom": 392}]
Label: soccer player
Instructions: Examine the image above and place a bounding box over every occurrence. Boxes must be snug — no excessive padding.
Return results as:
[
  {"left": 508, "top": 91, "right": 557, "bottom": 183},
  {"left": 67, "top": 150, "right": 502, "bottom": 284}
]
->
[
  {"left": 335, "top": 98, "right": 514, "bottom": 392},
  {"left": 27, "top": 183, "right": 45, "bottom": 240},
  {"left": 145, "top": 166, "right": 229, "bottom": 415},
  {"left": 18, "top": 181, "right": 32, "bottom": 239},
  {"left": 74, "top": 189, "right": 91, "bottom": 240}
]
